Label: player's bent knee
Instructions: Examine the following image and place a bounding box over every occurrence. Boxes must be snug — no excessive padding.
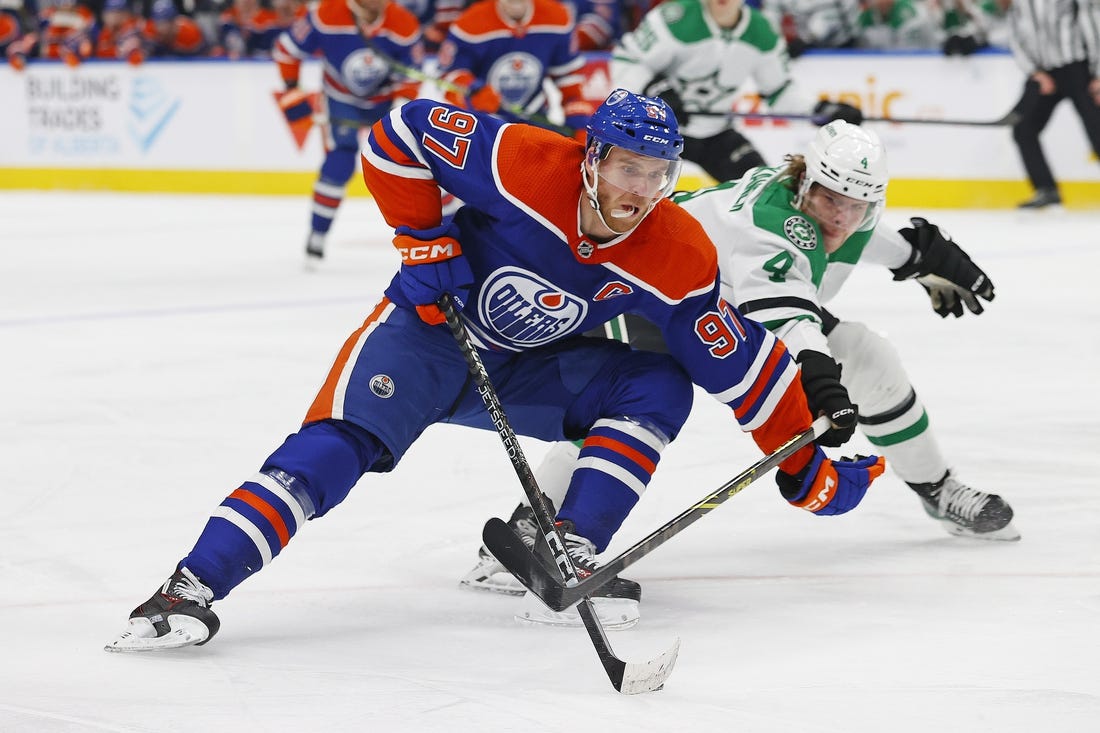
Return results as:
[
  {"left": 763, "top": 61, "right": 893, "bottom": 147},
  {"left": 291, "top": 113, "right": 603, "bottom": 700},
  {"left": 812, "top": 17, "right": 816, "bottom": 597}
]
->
[
  {"left": 261, "top": 419, "right": 389, "bottom": 518},
  {"left": 827, "top": 321, "right": 913, "bottom": 416},
  {"left": 610, "top": 351, "right": 695, "bottom": 440}
]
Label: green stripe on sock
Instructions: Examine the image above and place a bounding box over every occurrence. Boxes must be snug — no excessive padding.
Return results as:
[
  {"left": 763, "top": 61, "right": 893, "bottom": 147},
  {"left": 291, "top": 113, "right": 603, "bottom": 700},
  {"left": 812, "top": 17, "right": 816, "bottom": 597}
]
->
[{"left": 865, "top": 411, "right": 929, "bottom": 447}]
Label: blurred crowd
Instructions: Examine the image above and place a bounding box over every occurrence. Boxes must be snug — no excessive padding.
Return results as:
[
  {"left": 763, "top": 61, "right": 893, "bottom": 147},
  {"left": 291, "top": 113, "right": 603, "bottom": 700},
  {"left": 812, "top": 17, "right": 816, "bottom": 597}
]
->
[{"left": 1, "top": 0, "right": 1013, "bottom": 69}]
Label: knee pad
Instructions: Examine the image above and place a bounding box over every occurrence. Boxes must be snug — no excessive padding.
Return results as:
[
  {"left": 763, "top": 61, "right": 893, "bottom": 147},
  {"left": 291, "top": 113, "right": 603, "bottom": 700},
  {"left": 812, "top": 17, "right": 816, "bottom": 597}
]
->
[
  {"left": 319, "top": 145, "right": 358, "bottom": 184},
  {"left": 262, "top": 420, "right": 389, "bottom": 518},
  {"left": 827, "top": 321, "right": 913, "bottom": 418},
  {"left": 598, "top": 351, "right": 694, "bottom": 442}
]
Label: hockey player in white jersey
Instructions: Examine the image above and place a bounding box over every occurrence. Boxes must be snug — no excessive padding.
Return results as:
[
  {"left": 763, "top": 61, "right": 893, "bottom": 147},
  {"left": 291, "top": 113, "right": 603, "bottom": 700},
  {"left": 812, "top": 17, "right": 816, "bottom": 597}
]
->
[
  {"left": 464, "top": 120, "right": 1019, "bottom": 606},
  {"left": 762, "top": 0, "right": 862, "bottom": 56},
  {"left": 612, "top": 0, "right": 862, "bottom": 185}
]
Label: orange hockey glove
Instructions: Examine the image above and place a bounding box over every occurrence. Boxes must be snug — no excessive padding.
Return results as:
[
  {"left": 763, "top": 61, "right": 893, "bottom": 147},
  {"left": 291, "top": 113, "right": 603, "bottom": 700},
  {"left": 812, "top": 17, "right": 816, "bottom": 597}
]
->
[
  {"left": 277, "top": 88, "right": 313, "bottom": 123},
  {"left": 393, "top": 222, "right": 474, "bottom": 325},
  {"left": 468, "top": 84, "right": 501, "bottom": 114},
  {"left": 777, "top": 446, "right": 884, "bottom": 515}
]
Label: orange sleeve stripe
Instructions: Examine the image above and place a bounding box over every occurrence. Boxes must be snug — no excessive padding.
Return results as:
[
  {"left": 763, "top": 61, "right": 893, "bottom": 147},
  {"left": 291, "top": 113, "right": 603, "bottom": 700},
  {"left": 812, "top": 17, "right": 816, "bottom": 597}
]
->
[
  {"left": 229, "top": 488, "right": 291, "bottom": 548},
  {"left": 733, "top": 340, "right": 787, "bottom": 421},
  {"left": 361, "top": 161, "right": 443, "bottom": 230},
  {"left": 303, "top": 298, "right": 392, "bottom": 425},
  {"left": 370, "top": 122, "right": 423, "bottom": 169},
  {"left": 746, "top": 379, "right": 815, "bottom": 475},
  {"left": 583, "top": 435, "right": 657, "bottom": 476}
]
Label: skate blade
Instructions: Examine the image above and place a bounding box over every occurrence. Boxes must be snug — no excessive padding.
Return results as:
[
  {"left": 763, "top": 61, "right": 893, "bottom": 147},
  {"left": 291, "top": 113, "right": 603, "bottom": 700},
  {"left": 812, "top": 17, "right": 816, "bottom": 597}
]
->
[
  {"left": 458, "top": 559, "right": 528, "bottom": 597},
  {"left": 943, "top": 520, "right": 1022, "bottom": 542},
  {"left": 104, "top": 616, "right": 210, "bottom": 653},
  {"left": 514, "top": 594, "right": 639, "bottom": 630}
]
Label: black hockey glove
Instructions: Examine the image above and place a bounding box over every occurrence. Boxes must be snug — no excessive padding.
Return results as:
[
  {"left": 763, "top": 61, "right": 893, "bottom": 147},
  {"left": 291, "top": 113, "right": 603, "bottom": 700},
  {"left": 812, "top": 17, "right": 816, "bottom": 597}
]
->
[
  {"left": 892, "top": 217, "right": 995, "bottom": 318},
  {"left": 643, "top": 76, "right": 689, "bottom": 124},
  {"left": 811, "top": 100, "right": 863, "bottom": 126},
  {"left": 796, "top": 350, "right": 857, "bottom": 448},
  {"left": 943, "top": 34, "right": 984, "bottom": 56}
]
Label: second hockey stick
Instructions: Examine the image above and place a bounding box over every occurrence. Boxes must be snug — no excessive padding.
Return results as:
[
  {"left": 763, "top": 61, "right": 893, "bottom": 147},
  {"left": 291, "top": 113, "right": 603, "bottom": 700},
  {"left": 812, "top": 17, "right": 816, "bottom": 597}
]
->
[
  {"left": 484, "top": 415, "right": 832, "bottom": 612},
  {"left": 690, "top": 109, "right": 1019, "bottom": 127},
  {"left": 437, "top": 294, "right": 679, "bottom": 695},
  {"left": 365, "top": 42, "right": 578, "bottom": 137}
]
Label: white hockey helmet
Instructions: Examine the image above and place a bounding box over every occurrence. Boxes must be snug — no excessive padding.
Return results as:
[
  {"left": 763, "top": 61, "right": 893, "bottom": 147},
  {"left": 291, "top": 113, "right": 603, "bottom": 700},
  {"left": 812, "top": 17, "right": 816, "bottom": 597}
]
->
[{"left": 797, "top": 120, "right": 888, "bottom": 231}]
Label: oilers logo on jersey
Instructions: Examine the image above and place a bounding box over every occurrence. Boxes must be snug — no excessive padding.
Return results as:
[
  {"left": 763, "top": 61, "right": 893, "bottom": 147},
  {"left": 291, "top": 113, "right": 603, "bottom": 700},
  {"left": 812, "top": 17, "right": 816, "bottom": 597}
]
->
[
  {"left": 369, "top": 374, "right": 396, "bottom": 398},
  {"left": 487, "top": 52, "right": 543, "bottom": 107},
  {"left": 341, "top": 49, "right": 392, "bottom": 97},
  {"left": 479, "top": 268, "right": 588, "bottom": 347}
]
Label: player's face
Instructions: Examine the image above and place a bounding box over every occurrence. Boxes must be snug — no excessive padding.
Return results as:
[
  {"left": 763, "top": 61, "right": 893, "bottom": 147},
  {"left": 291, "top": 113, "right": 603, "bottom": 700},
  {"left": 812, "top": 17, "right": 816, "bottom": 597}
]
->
[
  {"left": 348, "top": 0, "right": 387, "bottom": 19},
  {"left": 592, "top": 147, "right": 676, "bottom": 234},
  {"left": 800, "top": 183, "right": 870, "bottom": 252},
  {"left": 497, "top": 0, "right": 531, "bottom": 22},
  {"left": 103, "top": 9, "right": 126, "bottom": 28},
  {"left": 705, "top": 0, "right": 743, "bottom": 26}
]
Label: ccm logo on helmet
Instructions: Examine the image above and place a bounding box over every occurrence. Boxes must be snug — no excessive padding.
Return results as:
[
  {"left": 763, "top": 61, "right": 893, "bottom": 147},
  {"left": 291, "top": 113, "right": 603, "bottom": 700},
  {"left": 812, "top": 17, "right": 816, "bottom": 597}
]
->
[{"left": 643, "top": 134, "right": 670, "bottom": 143}]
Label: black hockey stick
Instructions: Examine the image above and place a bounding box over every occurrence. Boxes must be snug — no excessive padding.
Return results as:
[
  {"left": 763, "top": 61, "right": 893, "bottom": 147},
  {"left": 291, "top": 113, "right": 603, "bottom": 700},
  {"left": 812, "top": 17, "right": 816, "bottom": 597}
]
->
[
  {"left": 364, "top": 41, "right": 578, "bottom": 137},
  {"left": 691, "top": 109, "right": 1019, "bottom": 127},
  {"left": 484, "top": 415, "right": 832, "bottom": 612},
  {"left": 437, "top": 294, "right": 679, "bottom": 695}
]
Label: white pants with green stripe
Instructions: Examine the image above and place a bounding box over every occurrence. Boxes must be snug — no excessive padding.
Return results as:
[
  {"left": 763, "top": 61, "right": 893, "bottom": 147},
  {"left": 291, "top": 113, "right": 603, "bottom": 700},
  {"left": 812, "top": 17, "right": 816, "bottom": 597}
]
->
[{"left": 828, "top": 321, "right": 949, "bottom": 485}]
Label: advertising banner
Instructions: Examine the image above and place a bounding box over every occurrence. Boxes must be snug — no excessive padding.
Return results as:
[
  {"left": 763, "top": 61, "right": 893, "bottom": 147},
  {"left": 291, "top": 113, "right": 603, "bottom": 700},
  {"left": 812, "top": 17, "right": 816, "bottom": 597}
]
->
[{"left": 1, "top": 52, "right": 1097, "bottom": 206}]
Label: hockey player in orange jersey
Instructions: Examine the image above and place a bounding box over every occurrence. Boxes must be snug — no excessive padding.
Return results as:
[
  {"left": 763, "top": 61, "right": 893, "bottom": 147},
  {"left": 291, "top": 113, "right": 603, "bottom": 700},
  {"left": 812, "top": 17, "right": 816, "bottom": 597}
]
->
[
  {"left": 274, "top": 0, "right": 424, "bottom": 261},
  {"left": 105, "top": 89, "right": 883, "bottom": 654},
  {"left": 437, "top": 0, "right": 595, "bottom": 137}
]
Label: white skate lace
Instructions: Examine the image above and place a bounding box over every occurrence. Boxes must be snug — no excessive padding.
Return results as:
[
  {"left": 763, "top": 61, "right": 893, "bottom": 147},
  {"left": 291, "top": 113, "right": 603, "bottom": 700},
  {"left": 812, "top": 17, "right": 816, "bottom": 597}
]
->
[
  {"left": 166, "top": 568, "right": 214, "bottom": 606},
  {"left": 514, "top": 517, "right": 539, "bottom": 549},
  {"left": 564, "top": 534, "right": 600, "bottom": 570},
  {"left": 940, "top": 483, "right": 990, "bottom": 521}
]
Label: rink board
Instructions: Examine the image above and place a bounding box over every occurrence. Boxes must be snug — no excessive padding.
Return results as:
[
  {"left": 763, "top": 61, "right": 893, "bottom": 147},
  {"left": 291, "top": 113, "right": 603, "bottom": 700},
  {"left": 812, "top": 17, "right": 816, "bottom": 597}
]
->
[{"left": 2, "top": 52, "right": 1098, "bottom": 207}]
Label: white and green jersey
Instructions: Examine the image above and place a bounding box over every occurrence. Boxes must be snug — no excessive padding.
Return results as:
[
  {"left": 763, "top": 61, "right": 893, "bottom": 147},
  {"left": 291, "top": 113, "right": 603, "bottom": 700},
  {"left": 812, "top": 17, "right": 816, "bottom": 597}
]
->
[
  {"left": 673, "top": 165, "right": 912, "bottom": 357},
  {"left": 762, "top": 0, "right": 862, "bottom": 48},
  {"left": 612, "top": 0, "right": 813, "bottom": 138},
  {"left": 857, "top": 0, "right": 941, "bottom": 50}
]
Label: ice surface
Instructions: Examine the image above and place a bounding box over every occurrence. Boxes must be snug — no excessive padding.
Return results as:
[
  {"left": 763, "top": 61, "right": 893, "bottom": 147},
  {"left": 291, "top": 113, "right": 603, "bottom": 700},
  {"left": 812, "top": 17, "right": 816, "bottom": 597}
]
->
[{"left": 2, "top": 192, "right": 1098, "bottom": 732}]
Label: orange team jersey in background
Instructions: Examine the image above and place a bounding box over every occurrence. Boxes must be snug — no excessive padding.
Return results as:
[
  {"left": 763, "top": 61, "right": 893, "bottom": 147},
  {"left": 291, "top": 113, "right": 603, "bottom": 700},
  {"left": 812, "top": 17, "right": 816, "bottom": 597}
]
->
[
  {"left": 142, "top": 16, "right": 206, "bottom": 57},
  {"left": 40, "top": 4, "right": 95, "bottom": 60},
  {"left": 439, "top": 0, "right": 595, "bottom": 128}
]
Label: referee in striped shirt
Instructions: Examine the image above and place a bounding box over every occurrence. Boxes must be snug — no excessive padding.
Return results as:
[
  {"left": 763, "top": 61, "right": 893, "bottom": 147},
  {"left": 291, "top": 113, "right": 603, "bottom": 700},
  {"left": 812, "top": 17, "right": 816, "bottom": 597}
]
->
[{"left": 1009, "top": 0, "right": 1100, "bottom": 208}]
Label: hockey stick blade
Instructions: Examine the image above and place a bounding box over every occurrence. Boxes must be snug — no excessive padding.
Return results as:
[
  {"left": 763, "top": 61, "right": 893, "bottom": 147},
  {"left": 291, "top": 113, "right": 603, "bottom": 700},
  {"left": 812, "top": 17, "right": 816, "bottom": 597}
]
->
[{"left": 485, "top": 416, "right": 831, "bottom": 612}]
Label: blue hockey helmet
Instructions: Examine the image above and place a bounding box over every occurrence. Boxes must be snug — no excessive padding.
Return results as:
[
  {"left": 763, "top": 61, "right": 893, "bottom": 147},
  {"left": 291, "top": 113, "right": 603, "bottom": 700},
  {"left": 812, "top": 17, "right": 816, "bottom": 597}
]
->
[{"left": 586, "top": 88, "right": 684, "bottom": 162}]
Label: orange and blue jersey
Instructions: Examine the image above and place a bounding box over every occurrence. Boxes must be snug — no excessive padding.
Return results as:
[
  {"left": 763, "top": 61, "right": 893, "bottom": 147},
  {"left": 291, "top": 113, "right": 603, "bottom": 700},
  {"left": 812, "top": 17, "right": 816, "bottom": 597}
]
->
[
  {"left": 142, "top": 15, "right": 207, "bottom": 57},
  {"left": 218, "top": 5, "right": 280, "bottom": 57},
  {"left": 361, "top": 99, "right": 813, "bottom": 457},
  {"left": 274, "top": 0, "right": 423, "bottom": 111},
  {"left": 39, "top": 3, "right": 96, "bottom": 61},
  {"left": 1, "top": 10, "right": 23, "bottom": 53},
  {"left": 437, "top": 0, "right": 594, "bottom": 129}
]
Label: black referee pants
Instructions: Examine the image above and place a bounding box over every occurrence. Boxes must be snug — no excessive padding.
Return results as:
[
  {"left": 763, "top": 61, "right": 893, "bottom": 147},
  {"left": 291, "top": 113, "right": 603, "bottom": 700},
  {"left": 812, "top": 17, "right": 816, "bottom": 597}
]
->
[{"left": 1012, "top": 60, "right": 1100, "bottom": 192}]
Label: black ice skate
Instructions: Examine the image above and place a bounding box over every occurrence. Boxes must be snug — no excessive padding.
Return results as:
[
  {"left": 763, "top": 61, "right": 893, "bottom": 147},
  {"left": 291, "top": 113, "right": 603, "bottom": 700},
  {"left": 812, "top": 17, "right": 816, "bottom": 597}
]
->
[
  {"left": 515, "top": 520, "right": 642, "bottom": 630},
  {"left": 104, "top": 567, "right": 221, "bottom": 652},
  {"left": 908, "top": 471, "right": 1020, "bottom": 541},
  {"left": 460, "top": 503, "right": 543, "bottom": 596},
  {"left": 305, "top": 232, "right": 325, "bottom": 263},
  {"left": 1017, "top": 188, "right": 1062, "bottom": 210}
]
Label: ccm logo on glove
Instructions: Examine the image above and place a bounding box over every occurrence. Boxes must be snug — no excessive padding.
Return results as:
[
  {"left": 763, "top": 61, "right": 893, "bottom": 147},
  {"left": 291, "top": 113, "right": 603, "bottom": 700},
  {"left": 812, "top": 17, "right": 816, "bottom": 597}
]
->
[
  {"left": 799, "top": 474, "right": 837, "bottom": 513},
  {"left": 397, "top": 237, "right": 462, "bottom": 264}
]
